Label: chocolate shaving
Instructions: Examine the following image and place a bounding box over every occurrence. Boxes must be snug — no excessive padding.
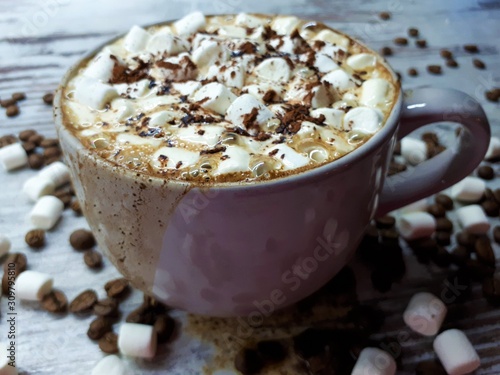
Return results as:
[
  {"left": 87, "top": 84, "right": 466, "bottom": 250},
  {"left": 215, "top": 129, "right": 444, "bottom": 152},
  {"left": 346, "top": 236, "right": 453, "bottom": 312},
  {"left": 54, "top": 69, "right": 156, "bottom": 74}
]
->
[
  {"left": 230, "top": 127, "right": 251, "bottom": 137},
  {"left": 200, "top": 146, "right": 226, "bottom": 155},
  {"left": 276, "top": 104, "right": 325, "bottom": 135},
  {"left": 262, "top": 26, "right": 278, "bottom": 40},
  {"left": 268, "top": 149, "right": 279, "bottom": 156},
  {"left": 109, "top": 56, "right": 149, "bottom": 84},
  {"left": 262, "top": 90, "right": 278, "bottom": 104},
  {"left": 255, "top": 132, "right": 271, "bottom": 141},
  {"left": 156, "top": 61, "right": 180, "bottom": 70},
  {"left": 239, "top": 42, "right": 257, "bottom": 55}
]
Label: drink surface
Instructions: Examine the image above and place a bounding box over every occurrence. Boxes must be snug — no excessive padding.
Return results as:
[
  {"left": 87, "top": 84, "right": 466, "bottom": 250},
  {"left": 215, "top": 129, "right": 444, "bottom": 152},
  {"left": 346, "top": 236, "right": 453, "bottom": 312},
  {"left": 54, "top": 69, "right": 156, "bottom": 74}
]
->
[{"left": 61, "top": 13, "right": 398, "bottom": 183}]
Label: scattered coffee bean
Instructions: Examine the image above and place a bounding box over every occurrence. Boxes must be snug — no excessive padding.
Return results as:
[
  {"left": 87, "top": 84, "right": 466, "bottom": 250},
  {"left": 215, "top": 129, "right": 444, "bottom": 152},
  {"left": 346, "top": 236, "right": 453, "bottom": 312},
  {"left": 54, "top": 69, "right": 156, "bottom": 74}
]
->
[
  {"left": 408, "top": 68, "right": 418, "bottom": 76},
  {"left": 0, "top": 134, "right": 17, "bottom": 147},
  {"left": 234, "top": 348, "right": 264, "bottom": 375},
  {"left": 93, "top": 298, "right": 119, "bottom": 317},
  {"left": 493, "top": 226, "right": 500, "bottom": 244},
  {"left": 394, "top": 37, "right": 408, "bottom": 45},
  {"left": 12, "top": 92, "right": 26, "bottom": 101},
  {"left": 456, "top": 232, "right": 476, "bottom": 250},
  {"left": 408, "top": 27, "right": 419, "bottom": 37},
  {"left": 485, "top": 89, "right": 500, "bottom": 102},
  {"left": 432, "top": 246, "right": 452, "bottom": 268},
  {"left": 43, "top": 146, "right": 62, "bottom": 159},
  {"left": 126, "top": 305, "right": 155, "bottom": 325},
  {"left": 41, "top": 289, "right": 68, "bottom": 313},
  {"left": 105, "top": 278, "right": 130, "bottom": 299},
  {"left": 481, "top": 200, "right": 499, "bottom": 217},
  {"left": 22, "top": 141, "right": 36, "bottom": 154},
  {"left": 28, "top": 154, "right": 44, "bottom": 169},
  {"left": 415, "top": 359, "right": 447, "bottom": 375},
  {"left": 464, "top": 44, "right": 479, "bottom": 53},
  {"left": 473, "top": 58, "right": 486, "bottom": 69},
  {"left": 43, "top": 92, "right": 54, "bottom": 105},
  {"left": 427, "top": 204, "right": 446, "bottom": 218},
  {"left": 450, "top": 246, "right": 470, "bottom": 266},
  {"left": 154, "top": 315, "right": 175, "bottom": 343},
  {"left": 53, "top": 190, "right": 72, "bottom": 207},
  {"left": 440, "top": 49, "right": 453, "bottom": 59},
  {"left": 84, "top": 250, "right": 103, "bottom": 269},
  {"left": 435, "top": 194, "right": 453, "bottom": 210},
  {"left": 6, "top": 105, "right": 20, "bottom": 117},
  {"left": 475, "top": 236, "right": 496, "bottom": 266},
  {"left": 379, "top": 11, "right": 391, "bottom": 20},
  {"left": 408, "top": 237, "right": 438, "bottom": 264},
  {"left": 435, "top": 231, "right": 451, "bottom": 246},
  {"left": 380, "top": 46, "right": 393, "bottom": 56},
  {"left": 446, "top": 59, "right": 459, "bottom": 68},
  {"left": 483, "top": 188, "right": 495, "bottom": 202},
  {"left": 477, "top": 165, "right": 494, "bottom": 180},
  {"left": 427, "top": 65, "right": 442, "bottom": 74},
  {"left": 69, "top": 229, "right": 95, "bottom": 251},
  {"left": 416, "top": 39, "right": 427, "bottom": 48},
  {"left": 257, "top": 340, "right": 287, "bottom": 363},
  {"left": 436, "top": 218, "right": 453, "bottom": 232},
  {"left": 25, "top": 229, "right": 45, "bottom": 249},
  {"left": 482, "top": 276, "right": 500, "bottom": 306},
  {"left": 40, "top": 138, "right": 59, "bottom": 148},
  {"left": 28, "top": 134, "right": 44, "bottom": 146},
  {"left": 18, "top": 130, "right": 36, "bottom": 142},
  {"left": 98, "top": 332, "right": 119, "bottom": 354},
  {"left": 69, "top": 289, "right": 98, "bottom": 313},
  {"left": 2, "top": 253, "right": 27, "bottom": 295},
  {"left": 0, "top": 98, "right": 16, "bottom": 108},
  {"left": 375, "top": 215, "right": 395, "bottom": 229},
  {"left": 493, "top": 188, "right": 500, "bottom": 204},
  {"left": 87, "top": 316, "right": 112, "bottom": 340}
]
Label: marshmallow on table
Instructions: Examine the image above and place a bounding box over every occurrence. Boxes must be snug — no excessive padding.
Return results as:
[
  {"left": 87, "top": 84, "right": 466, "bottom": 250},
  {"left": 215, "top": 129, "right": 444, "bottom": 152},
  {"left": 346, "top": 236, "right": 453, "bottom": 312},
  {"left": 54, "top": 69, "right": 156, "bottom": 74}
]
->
[
  {"left": 0, "top": 342, "right": 17, "bottom": 375},
  {"left": 254, "top": 58, "right": 291, "bottom": 83},
  {"left": 38, "top": 161, "right": 70, "bottom": 188},
  {"left": 0, "top": 143, "right": 28, "bottom": 171},
  {"left": 84, "top": 51, "right": 116, "bottom": 82},
  {"left": 400, "top": 137, "right": 427, "bottom": 165},
  {"left": 343, "top": 107, "right": 382, "bottom": 134},
  {"left": 403, "top": 292, "right": 447, "bottom": 336},
  {"left": 174, "top": 11, "right": 206, "bottom": 36},
  {"left": 351, "top": 347, "right": 397, "bottom": 375},
  {"left": 360, "top": 78, "right": 391, "bottom": 107},
  {"left": 16, "top": 270, "right": 53, "bottom": 301},
  {"left": 118, "top": 323, "right": 157, "bottom": 359},
  {"left": 398, "top": 198, "right": 429, "bottom": 214},
  {"left": 226, "top": 94, "right": 274, "bottom": 131},
  {"left": 347, "top": 53, "right": 377, "bottom": 71},
  {"left": 450, "top": 176, "right": 485, "bottom": 203},
  {"left": 91, "top": 355, "right": 128, "bottom": 375},
  {"left": 455, "top": 205, "right": 490, "bottom": 234},
  {"left": 433, "top": 329, "right": 480, "bottom": 375},
  {"left": 0, "top": 235, "right": 11, "bottom": 257},
  {"left": 193, "top": 82, "right": 236, "bottom": 115},
  {"left": 484, "top": 136, "right": 500, "bottom": 160},
  {"left": 123, "top": 25, "right": 150, "bottom": 53},
  {"left": 23, "top": 176, "right": 56, "bottom": 202},
  {"left": 73, "top": 76, "right": 118, "bottom": 110},
  {"left": 29, "top": 195, "right": 65, "bottom": 230},
  {"left": 398, "top": 212, "right": 436, "bottom": 240}
]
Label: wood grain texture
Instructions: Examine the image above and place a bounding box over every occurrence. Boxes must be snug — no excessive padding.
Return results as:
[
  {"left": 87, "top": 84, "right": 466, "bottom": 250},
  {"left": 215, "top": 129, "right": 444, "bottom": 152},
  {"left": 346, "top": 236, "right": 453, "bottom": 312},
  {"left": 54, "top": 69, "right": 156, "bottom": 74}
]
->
[{"left": 0, "top": 0, "right": 499, "bottom": 374}]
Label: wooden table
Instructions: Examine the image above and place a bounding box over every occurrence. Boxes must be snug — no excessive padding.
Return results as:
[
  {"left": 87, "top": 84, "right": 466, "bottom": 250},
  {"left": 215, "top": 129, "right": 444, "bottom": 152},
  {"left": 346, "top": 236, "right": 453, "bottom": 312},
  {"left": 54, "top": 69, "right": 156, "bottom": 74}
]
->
[{"left": 1, "top": 0, "right": 499, "bottom": 374}]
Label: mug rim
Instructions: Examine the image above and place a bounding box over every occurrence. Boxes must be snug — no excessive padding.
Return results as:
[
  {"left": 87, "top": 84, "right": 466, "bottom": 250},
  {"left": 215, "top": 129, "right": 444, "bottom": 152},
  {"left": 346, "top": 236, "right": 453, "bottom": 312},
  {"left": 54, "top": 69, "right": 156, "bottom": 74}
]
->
[{"left": 54, "top": 13, "right": 403, "bottom": 191}]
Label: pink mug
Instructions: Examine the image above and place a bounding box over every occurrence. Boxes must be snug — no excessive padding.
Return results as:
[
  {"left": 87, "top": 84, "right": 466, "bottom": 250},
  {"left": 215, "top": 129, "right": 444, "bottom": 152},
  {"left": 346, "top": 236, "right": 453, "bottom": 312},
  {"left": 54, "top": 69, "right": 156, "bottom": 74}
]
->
[{"left": 54, "top": 21, "right": 490, "bottom": 317}]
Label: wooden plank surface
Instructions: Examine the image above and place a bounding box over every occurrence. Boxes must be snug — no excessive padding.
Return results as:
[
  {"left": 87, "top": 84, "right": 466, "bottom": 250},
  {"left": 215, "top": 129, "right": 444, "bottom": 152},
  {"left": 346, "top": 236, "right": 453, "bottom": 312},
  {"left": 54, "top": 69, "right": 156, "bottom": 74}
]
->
[{"left": 0, "top": 0, "right": 499, "bottom": 374}]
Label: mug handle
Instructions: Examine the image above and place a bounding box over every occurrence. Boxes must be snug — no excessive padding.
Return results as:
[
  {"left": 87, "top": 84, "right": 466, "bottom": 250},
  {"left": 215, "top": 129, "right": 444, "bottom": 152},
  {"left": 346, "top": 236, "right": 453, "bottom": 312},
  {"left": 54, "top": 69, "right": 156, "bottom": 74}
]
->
[{"left": 376, "top": 87, "right": 491, "bottom": 216}]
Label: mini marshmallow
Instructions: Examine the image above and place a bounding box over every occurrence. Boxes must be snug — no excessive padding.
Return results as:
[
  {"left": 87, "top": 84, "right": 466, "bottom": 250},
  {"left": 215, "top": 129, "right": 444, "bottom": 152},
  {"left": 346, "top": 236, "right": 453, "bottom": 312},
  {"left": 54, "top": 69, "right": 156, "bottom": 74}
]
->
[
  {"left": 346, "top": 53, "right": 377, "bottom": 71},
  {"left": 351, "top": 347, "right": 397, "bottom": 375},
  {"left": 343, "top": 107, "right": 382, "bottom": 134},
  {"left": 310, "top": 108, "right": 344, "bottom": 129},
  {"left": 398, "top": 212, "right": 436, "bottom": 240},
  {"left": 174, "top": 11, "right": 206, "bottom": 36},
  {"left": 269, "top": 144, "right": 309, "bottom": 170},
  {"left": 123, "top": 25, "right": 150, "bottom": 53},
  {"left": 484, "top": 136, "right": 500, "bottom": 160},
  {"left": 360, "top": 78, "right": 390, "bottom": 107},
  {"left": 177, "top": 126, "right": 224, "bottom": 147},
  {"left": 310, "top": 84, "right": 332, "bottom": 109},
  {"left": 151, "top": 147, "right": 199, "bottom": 170},
  {"left": 271, "top": 16, "right": 301, "bottom": 35},
  {"left": 0, "top": 342, "right": 17, "bottom": 375},
  {"left": 207, "top": 64, "right": 246, "bottom": 90},
  {"left": 192, "top": 40, "right": 229, "bottom": 68},
  {"left": 29, "top": 195, "right": 64, "bottom": 230},
  {"left": 218, "top": 25, "right": 248, "bottom": 39},
  {"left": 84, "top": 51, "right": 116, "bottom": 82},
  {"left": 0, "top": 143, "right": 28, "bottom": 171},
  {"left": 313, "top": 29, "right": 350, "bottom": 49},
  {"left": 118, "top": 323, "right": 157, "bottom": 359},
  {"left": 433, "top": 329, "right": 480, "bottom": 375},
  {"left": 23, "top": 176, "right": 56, "bottom": 202},
  {"left": 216, "top": 146, "right": 251, "bottom": 174},
  {"left": 451, "top": 176, "right": 485, "bottom": 203},
  {"left": 73, "top": 76, "right": 118, "bottom": 110},
  {"left": 172, "top": 81, "right": 202, "bottom": 96},
  {"left": 403, "top": 292, "right": 447, "bottom": 336},
  {"left": 38, "top": 161, "right": 70, "bottom": 187},
  {"left": 15, "top": 270, "right": 53, "bottom": 301},
  {"left": 399, "top": 198, "right": 428, "bottom": 214},
  {"left": 91, "top": 355, "right": 128, "bottom": 375},
  {"left": 114, "top": 80, "right": 149, "bottom": 99},
  {"left": 235, "top": 13, "right": 267, "bottom": 28},
  {"left": 226, "top": 94, "right": 274, "bottom": 131},
  {"left": 146, "top": 31, "right": 188, "bottom": 56},
  {"left": 314, "top": 53, "right": 339, "bottom": 73},
  {"left": 148, "top": 110, "right": 174, "bottom": 128},
  {"left": 111, "top": 99, "right": 135, "bottom": 121},
  {"left": 400, "top": 137, "right": 428, "bottom": 165},
  {"left": 254, "top": 58, "right": 291, "bottom": 82},
  {"left": 193, "top": 82, "right": 236, "bottom": 115},
  {"left": 0, "top": 235, "right": 11, "bottom": 258},
  {"left": 322, "top": 69, "right": 356, "bottom": 91},
  {"left": 455, "top": 205, "right": 490, "bottom": 234}
]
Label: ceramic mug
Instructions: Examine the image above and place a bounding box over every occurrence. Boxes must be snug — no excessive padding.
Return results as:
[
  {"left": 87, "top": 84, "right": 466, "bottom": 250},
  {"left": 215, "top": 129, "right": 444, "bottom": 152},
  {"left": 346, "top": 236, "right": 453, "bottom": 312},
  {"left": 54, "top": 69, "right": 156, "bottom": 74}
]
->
[{"left": 54, "top": 18, "right": 490, "bottom": 317}]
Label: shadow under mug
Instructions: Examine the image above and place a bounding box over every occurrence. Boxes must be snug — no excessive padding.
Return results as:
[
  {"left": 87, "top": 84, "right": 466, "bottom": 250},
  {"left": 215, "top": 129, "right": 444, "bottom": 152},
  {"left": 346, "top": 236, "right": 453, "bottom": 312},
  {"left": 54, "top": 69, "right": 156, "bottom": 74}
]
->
[{"left": 54, "top": 21, "right": 490, "bottom": 317}]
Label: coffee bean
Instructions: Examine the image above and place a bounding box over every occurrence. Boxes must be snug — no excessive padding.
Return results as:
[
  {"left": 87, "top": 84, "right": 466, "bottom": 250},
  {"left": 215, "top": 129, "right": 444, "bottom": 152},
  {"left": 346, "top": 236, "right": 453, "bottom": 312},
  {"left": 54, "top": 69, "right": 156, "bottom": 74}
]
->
[
  {"left": 450, "top": 246, "right": 470, "bottom": 266},
  {"left": 234, "top": 348, "right": 264, "bottom": 375},
  {"left": 493, "top": 226, "right": 500, "bottom": 244},
  {"left": 22, "top": 141, "right": 36, "bottom": 154},
  {"left": 105, "top": 278, "right": 130, "bottom": 299},
  {"left": 481, "top": 200, "right": 499, "bottom": 217},
  {"left": 43, "top": 93, "right": 54, "bottom": 105},
  {"left": 408, "top": 27, "right": 419, "bottom": 37},
  {"left": 126, "top": 305, "right": 155, "bottom": 325},
  {"left": 485, "top": 89, "right": 500, "bottom": 103},
  {"left": 257, "top": 340, "right": 287, "bottom": 363},
  {"left": 427, "top": 65, "right": 442, "bottom": 74},
  {"left": 435, "top": 194, "right": 453, "bottom": 210},
  {"left": 435, "top": 231, "right": 451, "bottom": 246},
  {"left": 408, "top": 68, "right": 418, "bottom": 76},
  {"left": 422, "top": 133, "right": 439, "bottom": 145},
  {"left": 12, "top": 92, "right": 26, "bottom": 101},
  {"left": 43, "top": 146, "right": 62, "bottom": 159},
  {"left": 69, "top": 229, "right": 95, "bottom": 251},
  {"left": 98, "top": 332, "right": 118, "bottom": 354},
  {"left": 456, "top": 232, "right": 476, "bottom": 250},
  {"left": 436, "top": 217, "right": 453, "bottom": 232},
  {"left": 3, "top": 252, "right": 27, "bottom": 273},
  {"left": 69, "top": 289, "right": 98, "bottom": 313},
  {"left": 375, "top": 215, "right": 395, "bottom": 229},
  {"left": 41, "top": 289, "right": 68, "bottom": 313},
  {"left": 28, "top": 134, "right": 44, "bottom": 146},
  {"left": 154, "top": 315, "right": 175, "bottom": 343},
  {"left": 432, "top": 246, "right": 452, "bottom": 268},
  {"left": 0, "top": 99, "right": 16, "bottom": 108},
  {"left": 446, "top": 59, "right": 459, "bottom": 68},
  {"left": 416, "top": 359, "right": 447, "bottom": 375},
  {"left": 53, "top": 190, "right": 72, "bottom": 207},
  {"left": 475, "top": 237, "right": 496, "bottom": 266},
  {"left": 93, "top": 298, "right": 119, "bottom": 317},
  {"left": 493, "top": 189, "right": 500, "bottom": 204},
  {"left": 380, "top": 46, "right": 393, "bottom": 56},
  {"left": 87, "top": 316, "right": 112, "bottom": 340},
  {"left": 40, "top": 138, "right": 59, "bottom": 148},
  {"left": 477, "top": 165, "right": 494, "bottom": 180},
  {"left": 70, "top": 199, "right": 82, "bottom": 215},
  {"left": 28, "top": 153, "right": 44, "bottom": 170},
  {"left": 394, "top": 37, "right": 408, "bottom": 45},
  {"left": 464, "top": 44, "right": 479, "bottom": 53},
  {"left": 483, "top": 187, "right": 495, "bottom": 202},
  {"left": 427, "top": 204, "right": 446, "bottom": 218},
  {"left": 25, "top": 229, "right": 45, "bottom": 249},
  {"left": 6, "top": 105, "right": 20, "bottom": 117},
  {"left": 416, "top": 39, "right": 427, "bottom": 48},
  {"left": 473, "top": 58, "right": 486, "bottom": 69},
  {"left": 18, "top": 130, "right": 36, "bottom": 142},
  {"left": 0, "top": 134, "right": 17, "bottom": 148},
  {"left": 408, "top": 238, "right": 438, "bottom": 264},
  {"left": 482, "top": 276, "right": 500, "bottom": 306},
  {"left": 388, "top": 161, "right": 406, "bottom": 175},
  {"left": 84, "top": 250, "right": 103, "bottom": 269},
  {"left": 379, "top": 11, "right": 391, "bottom": 20},
  {"left": 440, "top": 49, "right": 453, "bottom": 59},
  {"left": 464, "top": 259, "right": 495, "bottom": 281}
]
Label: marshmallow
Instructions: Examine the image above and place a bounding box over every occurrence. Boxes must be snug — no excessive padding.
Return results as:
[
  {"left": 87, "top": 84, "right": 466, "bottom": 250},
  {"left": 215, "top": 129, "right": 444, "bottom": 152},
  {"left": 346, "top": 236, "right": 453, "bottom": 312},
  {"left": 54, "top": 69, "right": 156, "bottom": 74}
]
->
[
  {"left": 347, "top": 53, "right": 377, "bottom": 71},
  {"left": 92, "top": 355, "right": 128, "bottom": 375},
  {"left": 310, "top": 84, "right": 332, "bottom": 109},
  {"left": 310, "top": 108, "right": 344, "bottom": 129},
  {"left": 174, "top": 11, "right": 206, "bottom": 36},
  {"left": 450, "top": 176, "right": 485, "bottom": 202},
  {"left": 403, "top": 292, "right": 447, "bottom": 336},
  {"left": 84, "top": 51, "right": 116, "bottom": 82},
  {"left": 29, "top": 195, "right": 65, "bottom": 230},
  {"left": 322, "top": 69, "right": 356, "bottom": 91},
  {"left": 226, "top": 94, "right": 274, "bottom": 131},
  {"left": 151, "top": 147, "right": 199, "bottom": 170},
  {"left": 0, "top": 342, "right": 17, "bottom": 375},
  {"left": 351, "top": 347, "right": 397, "bottom": 375},
  {"left": 16, "top": 270, "right": 53, "bottom": 301},
  {"left": 0, "top": 143, "right": 28, "bottom": 171},
  {"left": 0, "top": 235, "right": 11, "bottom": 258},
  {"left": 193, "top": 82, "right": 236, "bottom": 115},
  {"left": 207, "top": 64, "right": 246, "bottom": 90},
  {"left": 484, "top": 136, "right": 500, "bottom": 160},
  {"left": 269, "top": 36, "right": 296, "bottom": 55},
  {"left": 216, "top": 146, "right": 251, "bottom": 174},
  {"left": 313, "top": 29, "right": 350, "bottom": 49},
  {"left": 235, "top": 13, "right": 267, "bottom": 28},
  {"left": 192, "top": 40, "right": 229, "bottom": 68},
  {"left": 398, "top": 212, "right": 436, "bottom": 240},
  {"left": 400, "top": 137, "right": 428, "bottom": 165},
  {"left": 146, "top": 31, "right": 188, "bottom": 56},
  {"left": 73, "top": 76, "right": 118, "bottom": 110},
  {"left": 245, "top": 83, "right": 283, "bottom": 102},
  {"left": 343, "top": 107, "right": 382, "bottom": 134},
  {"left": 399, "top": 198, "right": 428, "bottom": 214},
  {"left": 123, "top": 25, "right": 150, "bottom": 53},
  {"left": 148, "top": 110, "right": 174, "bottom": 128},
  {"left": 218, "top": 25, "right": 248, "bottom": 39},
  {"left": 118, "top": 323, "right": 157, "bottom": 359},
  {"left": 433, "top": 329, "right": 480, "bottom": 375},
  {"left": 38, "top": 161, "right": 71, "bottom": 187},
  {"left": 111, "top": 99, "right": 135, "bottom": 121},
  {"left": 271, "top": 16, "right": 301, "bottom": 35},
  {"left": 268, "top": 144, "right": 309, "bottom": 170},
  {"left": 23, "top": 176, "right": 56, "bottom": 202},
  {"left": 254, "top": 58, "right": 291, "bottom": 83},
  {"left": 115, "top": 80, "right": 149, "bottom": 99},
  {"left": 172, "top": 81, "right": 202, "bottom": 96},
  {"left": 360, "top": 78, "right": 390, "bottom": 107},
  {"left": 177, "top": 126, "right": 224, "bottom": 147},
  {"left": 455, "top": 205, "right": 490, "bottom": 234},
  {"left": 314, "top": 53, "right": 339, "bottom": 73}
]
